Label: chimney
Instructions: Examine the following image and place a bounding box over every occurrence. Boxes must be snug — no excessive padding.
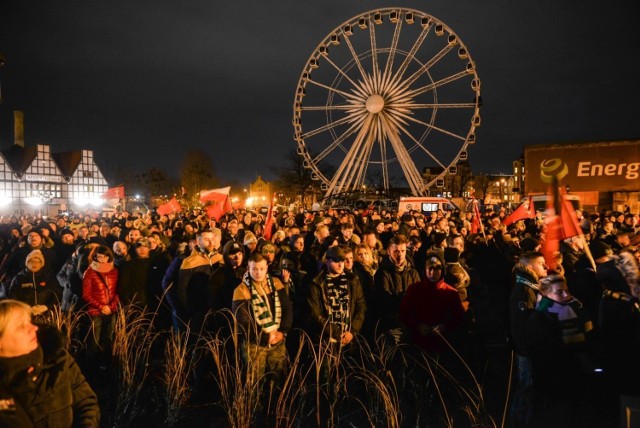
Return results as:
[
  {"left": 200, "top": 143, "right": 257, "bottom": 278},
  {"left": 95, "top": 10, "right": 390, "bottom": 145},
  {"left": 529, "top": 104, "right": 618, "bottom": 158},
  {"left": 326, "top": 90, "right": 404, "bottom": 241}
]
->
[{"left": 14, "top": 110, "right": 24, "bottom": 147}]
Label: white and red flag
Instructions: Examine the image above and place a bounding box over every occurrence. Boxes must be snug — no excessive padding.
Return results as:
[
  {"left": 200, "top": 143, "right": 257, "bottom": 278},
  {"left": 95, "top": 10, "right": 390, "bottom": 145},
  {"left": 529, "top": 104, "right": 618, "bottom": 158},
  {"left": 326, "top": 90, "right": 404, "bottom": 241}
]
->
[{"left": 200, "top": 186, "right": 232, "bottom": 220}]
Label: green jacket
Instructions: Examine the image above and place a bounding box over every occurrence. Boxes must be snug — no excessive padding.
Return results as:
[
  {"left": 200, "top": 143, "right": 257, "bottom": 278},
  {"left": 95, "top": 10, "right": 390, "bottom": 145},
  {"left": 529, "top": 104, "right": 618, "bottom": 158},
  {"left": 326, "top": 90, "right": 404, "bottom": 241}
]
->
[{"left": 0, "top": 326, "right": 100, "bottom": 428}]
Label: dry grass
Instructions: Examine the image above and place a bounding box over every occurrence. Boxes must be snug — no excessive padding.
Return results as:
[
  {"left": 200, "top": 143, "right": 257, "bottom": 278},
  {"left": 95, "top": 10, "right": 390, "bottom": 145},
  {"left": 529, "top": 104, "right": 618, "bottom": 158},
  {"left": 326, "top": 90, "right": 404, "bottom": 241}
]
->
[
  {"left": 163, "top": 327, "right": 193, "bottom": 427},
  {"left": 45, "top": 304, "right": 87, "bottom": 351},
  {"left": 54, "top": 304, "right": 500, "bottom": 427},
  {"left": 111, "top": 303, "right": 158, "bottom": 426}
]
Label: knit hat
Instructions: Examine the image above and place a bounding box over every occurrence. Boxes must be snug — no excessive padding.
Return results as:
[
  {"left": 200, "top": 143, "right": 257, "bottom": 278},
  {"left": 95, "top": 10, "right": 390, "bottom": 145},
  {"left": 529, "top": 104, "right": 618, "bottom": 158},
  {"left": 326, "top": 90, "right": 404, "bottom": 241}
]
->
[
  {"left": 60, "top": 228, "right": 75, "bottom": 239},
  {"left": 589, "top": 240, "right": 612, "bottom": 260},
  {"left": 243, "top": 231, "right": 257, "bottom": 246},
  {"left": 426, "top": 250, "right": 445, "bottom": 268},
  {"left": 260, "top": 241, "right": 277, "bottom": 255},
  {"left": 26, "top": 249, "right": 45, "bottom": 268},
  {"left": 223, "top": 241, "right": 244, "bottom": 256}
]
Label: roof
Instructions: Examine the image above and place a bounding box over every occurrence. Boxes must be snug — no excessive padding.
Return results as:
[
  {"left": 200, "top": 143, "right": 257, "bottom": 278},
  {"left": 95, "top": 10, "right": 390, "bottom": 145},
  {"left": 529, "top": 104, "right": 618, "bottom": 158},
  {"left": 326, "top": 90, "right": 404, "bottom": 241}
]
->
[
  {"left": 0, "top": 144, "right": 37, "bottom": 175},
  {"left": 51, "top": 151, "right": 82, "bottom": 177}
]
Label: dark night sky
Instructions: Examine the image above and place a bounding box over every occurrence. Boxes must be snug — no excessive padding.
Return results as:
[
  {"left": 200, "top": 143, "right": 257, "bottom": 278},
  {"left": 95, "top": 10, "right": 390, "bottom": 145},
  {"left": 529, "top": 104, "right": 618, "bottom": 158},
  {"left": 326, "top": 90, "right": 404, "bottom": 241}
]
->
[{"left": 1, "top": 0, "right": 639, "bottom": 188}]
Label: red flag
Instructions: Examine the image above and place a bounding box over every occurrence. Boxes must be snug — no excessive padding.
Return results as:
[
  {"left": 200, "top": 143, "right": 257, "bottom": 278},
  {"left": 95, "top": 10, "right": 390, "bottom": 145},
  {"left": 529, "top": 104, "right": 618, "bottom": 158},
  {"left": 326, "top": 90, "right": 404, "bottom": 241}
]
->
[
  {"left": 102, "top": 185, "right": 125, "bottom": 199},
  {"left": 206, "top": 203, "right": 228, "bottom": 221},
  {"left": 503, "top": 196, "right": 535, "bottom": 227},
  {"left": 470, "top": 200, "right": 483, "bottom": 235},
  {"left": 263, "top": 193, "right": 276, "bottom": 240},
  {"left": 231, "top": 199, "right": 245, "bottom": 211},
  {"left": 157, "top": 197, "right": 182, "bottom": 215},
  {"left": 542, "top": 183, "right": 581, "bottom": 270}
]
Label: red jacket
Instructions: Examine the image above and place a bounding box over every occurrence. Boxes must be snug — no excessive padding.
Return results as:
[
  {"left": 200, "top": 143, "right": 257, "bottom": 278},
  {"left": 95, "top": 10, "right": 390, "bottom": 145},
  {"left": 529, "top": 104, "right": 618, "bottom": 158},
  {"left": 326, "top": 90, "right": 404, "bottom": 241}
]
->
[
  {"left": 82, "top": 262, "right": 119, "bottom": 317},
  {"left": 400, "top": 277, "right": 464, "bottom": 352}
]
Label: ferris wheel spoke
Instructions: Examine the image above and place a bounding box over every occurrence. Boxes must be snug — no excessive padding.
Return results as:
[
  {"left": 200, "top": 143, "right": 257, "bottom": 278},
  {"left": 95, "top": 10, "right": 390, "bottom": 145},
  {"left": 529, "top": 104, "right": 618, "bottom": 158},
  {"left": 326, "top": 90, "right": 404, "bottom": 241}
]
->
[
  {"left": 381, "top": 111, "right": 446, "bottom": 169},
  {"left": 379, "top": 114, "right": 425, "bottom": 195},
  {"left": 301, "top": 114, "right": 358, "bottom": 140},
  {"left": 404, "top": 44, "right": 456, "bottom": 88},
  {"left": 344, "top": 123, "right": 376, "bottom": 190},
  {"left": 312, "top": 114, "right": 369, "bottom": 163},
  {"left": 392, "top": 24, "right": 432, "bottom": 86},
  {"left": 407, "top": 70, "right": 474, "bottom": 98},
  {"left": 341, "top": 28, "right": 371, "bottom": 91},
  {"left": 327, "top": 115, "right": 374, "bottom": 196},
  {"left": 368, "top": 17, "right": 380, "bottom": 91},
  {"left": 389, "top": 109, "right": 467, "bottom": 141},
  {"left": 320, "top": 54, "right": 369, "bottom": 96},
  {"left": 382, "top": 13, "right": 404, "bottom": 85},
  {"left": 306, "top": 78, "right": 361, "bottom": 102},
  {"left": 378, "top": 116, "right": 390, "bottom": 190},
  {"left": 388, "top": 102, "right": 476, "bottom": 110},
  {"left": 301, "top": 104, "right": 358, "bottom": 112}
]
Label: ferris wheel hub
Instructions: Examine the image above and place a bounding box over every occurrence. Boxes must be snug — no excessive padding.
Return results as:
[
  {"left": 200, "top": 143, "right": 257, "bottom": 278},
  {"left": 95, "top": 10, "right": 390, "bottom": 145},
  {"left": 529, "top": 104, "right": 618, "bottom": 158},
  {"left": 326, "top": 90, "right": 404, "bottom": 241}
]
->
[{"left": 365, "top": 94, "right": 385, "bottom": 114}]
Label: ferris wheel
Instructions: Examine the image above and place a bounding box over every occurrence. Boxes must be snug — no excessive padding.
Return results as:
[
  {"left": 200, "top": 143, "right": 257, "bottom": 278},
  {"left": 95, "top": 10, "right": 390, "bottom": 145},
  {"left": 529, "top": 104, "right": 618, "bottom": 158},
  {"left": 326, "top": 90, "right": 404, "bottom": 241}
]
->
[{"left": 293, "top": 8, "right": 481, "bottom": 197}]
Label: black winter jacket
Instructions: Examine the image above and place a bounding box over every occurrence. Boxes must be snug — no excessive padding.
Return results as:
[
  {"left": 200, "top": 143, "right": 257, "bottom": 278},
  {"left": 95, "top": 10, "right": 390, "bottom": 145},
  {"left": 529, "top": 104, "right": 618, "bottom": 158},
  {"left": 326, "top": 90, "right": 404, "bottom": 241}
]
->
[
  {"left": 0, "top": 326, "right": 100, "bottom": 427},
  {"left": 307, "top": 268, "right": 367, "bottom": 342}
]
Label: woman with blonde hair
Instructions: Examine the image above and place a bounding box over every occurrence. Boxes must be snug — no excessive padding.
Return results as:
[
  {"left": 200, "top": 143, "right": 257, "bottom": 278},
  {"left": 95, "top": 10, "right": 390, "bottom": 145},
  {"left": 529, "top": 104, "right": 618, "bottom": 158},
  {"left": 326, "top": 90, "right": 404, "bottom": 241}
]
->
[{"left": 0, "top": 299, "right": 100, "bottom": 427}]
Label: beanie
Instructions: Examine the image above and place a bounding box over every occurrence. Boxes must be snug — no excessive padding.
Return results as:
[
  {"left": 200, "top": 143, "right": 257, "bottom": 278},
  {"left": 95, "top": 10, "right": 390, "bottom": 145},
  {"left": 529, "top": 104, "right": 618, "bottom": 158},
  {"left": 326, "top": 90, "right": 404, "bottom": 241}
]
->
[
  {"left": 243, "top": 231, "right": 257, "bottom": 246},
  {"left": 425, "top": 250, "right": 445, "bottom": 267},
  {"left": 26, "top": 249, "right": 45, "bottom": 268}
]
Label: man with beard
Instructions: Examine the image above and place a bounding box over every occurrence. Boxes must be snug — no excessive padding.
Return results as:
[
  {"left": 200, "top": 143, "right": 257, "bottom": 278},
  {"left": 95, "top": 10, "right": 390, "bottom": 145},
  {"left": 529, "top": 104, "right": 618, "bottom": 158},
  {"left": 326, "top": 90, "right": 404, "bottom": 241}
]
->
[{"left": 176, "top": 229, "right": 224, "bottom": 331}]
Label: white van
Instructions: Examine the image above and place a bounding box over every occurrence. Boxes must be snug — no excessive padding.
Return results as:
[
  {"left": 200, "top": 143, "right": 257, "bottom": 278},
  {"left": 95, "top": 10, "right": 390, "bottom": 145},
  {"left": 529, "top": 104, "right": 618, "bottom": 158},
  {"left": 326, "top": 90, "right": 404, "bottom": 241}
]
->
[
  {"left": 528, "top": 194, "right": 581, "bottom": 213},
  {"left": 398, "top": 197, "right": 458, "bottom": 215}
]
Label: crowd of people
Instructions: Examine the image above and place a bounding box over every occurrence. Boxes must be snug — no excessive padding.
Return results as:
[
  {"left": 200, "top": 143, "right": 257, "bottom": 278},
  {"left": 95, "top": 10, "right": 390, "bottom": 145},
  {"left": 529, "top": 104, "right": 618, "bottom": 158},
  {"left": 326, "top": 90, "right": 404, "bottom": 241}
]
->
[{"left": 0, "top": 203, "right": 638, "bottom": 426}]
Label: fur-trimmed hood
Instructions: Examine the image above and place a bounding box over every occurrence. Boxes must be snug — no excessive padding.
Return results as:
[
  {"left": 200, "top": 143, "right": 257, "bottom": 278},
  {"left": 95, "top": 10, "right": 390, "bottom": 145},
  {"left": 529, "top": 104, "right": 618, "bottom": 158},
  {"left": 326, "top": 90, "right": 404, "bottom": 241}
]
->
[{"left": 612, "top": 252, "right": 640, "bottom": 298}]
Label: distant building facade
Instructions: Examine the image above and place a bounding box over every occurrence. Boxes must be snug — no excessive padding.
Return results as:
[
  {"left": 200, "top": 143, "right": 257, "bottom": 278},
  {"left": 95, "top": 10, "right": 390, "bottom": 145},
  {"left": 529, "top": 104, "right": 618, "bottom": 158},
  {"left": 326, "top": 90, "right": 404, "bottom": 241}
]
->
[
  {"left": 524, "top": 140, "right": 640, "bottom": 212},
  {"left": 249, "top": 175, "right": 273, "bottom": 207},
  {"left": 1, "top": 112, "right": 109, "bottom": 216}
]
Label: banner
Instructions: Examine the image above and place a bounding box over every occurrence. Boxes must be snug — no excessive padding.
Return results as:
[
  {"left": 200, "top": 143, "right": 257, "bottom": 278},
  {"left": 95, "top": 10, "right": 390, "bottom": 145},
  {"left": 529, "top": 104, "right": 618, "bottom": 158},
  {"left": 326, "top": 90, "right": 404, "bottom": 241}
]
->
[
  {"left": 157, "top": 197, "right": 182, "bottom": 215},
  {"left": 503, "top": 196, "right": 535, "bottom": 226},
  {"left": 263, "top": 193, "right": 276, "bottom": 240},
  {"left": 102, "top": 185, "right": 125, "bottom": 199},
  {"left": 200, "top": 186, "right": 231, "bottom": 203},
  {"left": 201, "top": 186, "right": 232, "bottom": 221}
]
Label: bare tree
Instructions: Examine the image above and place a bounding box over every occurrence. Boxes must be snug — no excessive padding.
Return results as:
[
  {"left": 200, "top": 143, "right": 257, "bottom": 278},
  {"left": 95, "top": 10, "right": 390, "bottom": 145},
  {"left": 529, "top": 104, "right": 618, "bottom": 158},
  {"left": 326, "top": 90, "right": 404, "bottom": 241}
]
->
[
  {"left": 270, "top": 149, "right": 328, "bottom": 209},
  {"left": 136, "top": 167, "right": 178, "bottom": 197},
  {"left": 180, "top": 150, "right": 218, "bottom": 206}
]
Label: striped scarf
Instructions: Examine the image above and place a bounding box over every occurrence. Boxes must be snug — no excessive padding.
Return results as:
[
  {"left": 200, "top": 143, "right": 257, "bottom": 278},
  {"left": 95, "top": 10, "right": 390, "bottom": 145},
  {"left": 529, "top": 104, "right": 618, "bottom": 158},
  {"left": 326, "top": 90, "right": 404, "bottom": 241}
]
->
[
  {"left": 244, "top": 272, "right": 281, "bottom": 334},
  {"left": 325, "top": 273, "right": 350, "bottom": 330}
]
